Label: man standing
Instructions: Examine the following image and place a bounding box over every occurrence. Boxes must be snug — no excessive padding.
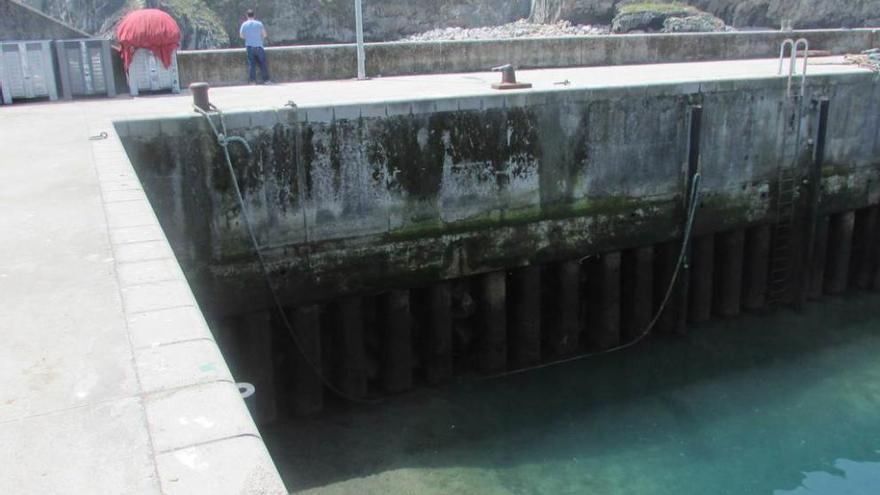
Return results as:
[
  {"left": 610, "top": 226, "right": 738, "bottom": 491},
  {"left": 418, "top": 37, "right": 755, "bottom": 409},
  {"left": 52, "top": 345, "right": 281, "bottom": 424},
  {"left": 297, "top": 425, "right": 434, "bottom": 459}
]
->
[{"left": 239, "top": 9, "right": 272, "bottom": 84}]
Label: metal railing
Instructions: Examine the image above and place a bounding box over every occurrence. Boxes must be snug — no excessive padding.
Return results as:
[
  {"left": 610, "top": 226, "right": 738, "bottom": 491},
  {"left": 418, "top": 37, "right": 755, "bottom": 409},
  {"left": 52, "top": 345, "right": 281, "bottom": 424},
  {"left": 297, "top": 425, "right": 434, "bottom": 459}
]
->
[
  {"left": 355, "top": 0, "right": 366, "bottom": 80},
  {"left": 778, "top": 38, "right": 809, "bottom": 97}
]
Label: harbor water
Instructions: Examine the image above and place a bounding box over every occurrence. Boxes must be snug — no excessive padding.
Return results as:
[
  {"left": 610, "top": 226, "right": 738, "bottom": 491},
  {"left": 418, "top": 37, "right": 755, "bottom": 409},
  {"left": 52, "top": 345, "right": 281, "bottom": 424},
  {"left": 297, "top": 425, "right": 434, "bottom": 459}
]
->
[{"left": 265, "top": 293, "right": 880, "bottom": 494}]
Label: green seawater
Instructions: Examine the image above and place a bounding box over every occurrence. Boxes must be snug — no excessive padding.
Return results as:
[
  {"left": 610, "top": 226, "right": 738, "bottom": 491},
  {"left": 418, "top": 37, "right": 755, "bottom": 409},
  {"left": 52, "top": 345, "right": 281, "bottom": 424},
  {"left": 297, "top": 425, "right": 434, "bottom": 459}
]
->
[{"left": 264, "top": 293, "right": 880, "bottom": 494}]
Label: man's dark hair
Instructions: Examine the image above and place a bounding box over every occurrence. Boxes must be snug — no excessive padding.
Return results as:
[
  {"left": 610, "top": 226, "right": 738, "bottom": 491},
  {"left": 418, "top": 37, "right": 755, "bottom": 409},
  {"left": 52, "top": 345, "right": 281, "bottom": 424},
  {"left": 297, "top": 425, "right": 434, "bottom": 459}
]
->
[{"left": 246, "top": 9, "right": 255, "bottom": 18}]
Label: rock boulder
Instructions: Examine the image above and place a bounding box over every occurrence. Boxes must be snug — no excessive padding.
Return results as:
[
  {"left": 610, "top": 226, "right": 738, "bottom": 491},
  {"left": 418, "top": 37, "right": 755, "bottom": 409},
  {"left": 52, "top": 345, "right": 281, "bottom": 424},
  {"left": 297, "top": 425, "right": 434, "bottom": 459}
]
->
[
  {"left": 611, "top": 2, "right": 726, "bottom": 33},
  {"left": 663, "top": 12, "right": 727, "bottom": 32}
]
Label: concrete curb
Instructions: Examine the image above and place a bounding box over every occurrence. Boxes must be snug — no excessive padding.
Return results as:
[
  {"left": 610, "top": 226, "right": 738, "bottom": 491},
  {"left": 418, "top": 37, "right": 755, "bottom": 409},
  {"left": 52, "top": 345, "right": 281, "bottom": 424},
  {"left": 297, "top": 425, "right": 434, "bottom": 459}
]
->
[{"left": 88, "top": 119, "right": 288, "bottom": 495}]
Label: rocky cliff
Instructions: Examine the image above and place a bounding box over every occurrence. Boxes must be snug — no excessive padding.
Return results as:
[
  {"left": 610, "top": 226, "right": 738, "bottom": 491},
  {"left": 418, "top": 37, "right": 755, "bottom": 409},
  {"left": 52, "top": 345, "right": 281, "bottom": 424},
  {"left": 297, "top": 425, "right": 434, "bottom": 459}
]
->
[
  {"left": 213, "top": 0, "right": 532, "bottom": 45},
  {"left": 20, "top": 0, "right": 532, "bottom": 48},
  {"left": 688, "top": 0, "right": 880, "bottom": 29},
  {"left": 16, "top": 0, "right": 880, "bottom": 50},
  {"left": 532, "top": 0, "right": 880, "bottom": 29},
  {"left": 1, "top": 0, "right": 90, "bottom": 41}
]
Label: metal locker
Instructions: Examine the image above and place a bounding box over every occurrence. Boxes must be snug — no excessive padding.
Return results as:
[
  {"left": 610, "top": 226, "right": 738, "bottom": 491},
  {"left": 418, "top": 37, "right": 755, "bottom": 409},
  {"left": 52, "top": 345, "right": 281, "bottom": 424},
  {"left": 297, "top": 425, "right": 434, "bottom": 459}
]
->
[
  {"left": 127, "top": 48, "right": 180, "bottom": 96},
  {"left": 0, "top": 40, "right": 59, "bottom": 104},
  {"left": 55, "top": 39, "right": 116, "bottom": 99}
]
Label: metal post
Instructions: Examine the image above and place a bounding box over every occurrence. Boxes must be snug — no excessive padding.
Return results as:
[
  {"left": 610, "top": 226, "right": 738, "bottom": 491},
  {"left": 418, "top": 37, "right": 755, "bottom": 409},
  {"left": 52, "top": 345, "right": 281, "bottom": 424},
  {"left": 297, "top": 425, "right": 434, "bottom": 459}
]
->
[
  {"left": 190, "top": 82, "right": 211, "bottom": 111},
  {"left": 354, "top": 0, "right": 366, "bottom": 80},
  {"left": 798, "top": 98, "right": 830, "bottom": 306}
]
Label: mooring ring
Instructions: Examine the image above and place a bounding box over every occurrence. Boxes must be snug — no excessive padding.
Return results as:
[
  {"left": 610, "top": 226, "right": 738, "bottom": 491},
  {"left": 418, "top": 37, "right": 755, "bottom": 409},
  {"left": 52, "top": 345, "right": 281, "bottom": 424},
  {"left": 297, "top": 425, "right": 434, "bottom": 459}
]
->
[{"left": 237, "top": 382, "right": 255, "bottom": 399}]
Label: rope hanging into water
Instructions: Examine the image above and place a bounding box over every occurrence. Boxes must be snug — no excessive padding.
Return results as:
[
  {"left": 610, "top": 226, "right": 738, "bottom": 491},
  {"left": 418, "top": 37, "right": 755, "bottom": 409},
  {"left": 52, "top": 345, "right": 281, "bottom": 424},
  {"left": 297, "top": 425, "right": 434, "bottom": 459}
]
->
[
  {"left": 194, "top": 104, "right": 382, "bottom": 406},
  {"left": 485, "top": 171, "right": 703, "bottom": 380}
]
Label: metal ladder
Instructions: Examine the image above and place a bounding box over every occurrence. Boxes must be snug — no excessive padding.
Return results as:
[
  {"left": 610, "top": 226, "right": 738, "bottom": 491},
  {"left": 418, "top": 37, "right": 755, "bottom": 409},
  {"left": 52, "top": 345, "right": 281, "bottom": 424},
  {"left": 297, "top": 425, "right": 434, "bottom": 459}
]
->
[
  {"left": 778, "top": 38, "right": 810, "bottom": 98},
  {"left": 767, "top": 40, "right": 810, "bottom": 306},
  {"left": 767, "top": 145, "right": 800, "bottom": 306}
]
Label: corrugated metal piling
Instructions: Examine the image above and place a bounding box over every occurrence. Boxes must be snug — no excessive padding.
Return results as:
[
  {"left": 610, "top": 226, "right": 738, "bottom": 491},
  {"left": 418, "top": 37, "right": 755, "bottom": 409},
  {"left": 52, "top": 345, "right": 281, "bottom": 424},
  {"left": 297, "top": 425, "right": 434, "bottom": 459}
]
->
[
  {"left": 688, "top": 235, "right": 715, "bottom": 322},
  {"left": 621, "top": 247, "right": 654, "bottom": 342},
  {"left": 479, "top": 271, "right": 507, "bottom": 373},
  {"left": 547, "top": 260, "right": 582, "bottom": 356},
  {"left": 742, "top": 225, "right": 772, "bottom": 310},
  {"left": 715, "top": 229, "right": 746, "bottom": 318},
  {"left": 419, "top": 282, "right": 454, "bottom": 385},
  {"left": 587, "top": 252, "right": 622, "bottom": 350},
  {"left": 825, "top": 212, "right": 856, "bottom": 295},
  {"left": 287, "top": 305, "right": 323, "bottom": 416},
  {"left": 380, "top": 290, "right": 413, "bottom": 393},
  {"left": 510, "top": 266, "right": 542, "bottom": 368},
  {"left": 333, "top": 297, "right": 368, "bottom": 399}
]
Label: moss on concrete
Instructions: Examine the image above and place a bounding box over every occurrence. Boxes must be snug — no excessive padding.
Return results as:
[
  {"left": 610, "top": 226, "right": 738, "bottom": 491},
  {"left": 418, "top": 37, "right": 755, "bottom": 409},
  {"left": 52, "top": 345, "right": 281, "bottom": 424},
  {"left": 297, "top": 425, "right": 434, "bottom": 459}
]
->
[
  {"left": 821, "top": 164, "right": 853, "bottom": 178},
  {"left": 384, "top": 196, "right": 671, "bottom": 243}
]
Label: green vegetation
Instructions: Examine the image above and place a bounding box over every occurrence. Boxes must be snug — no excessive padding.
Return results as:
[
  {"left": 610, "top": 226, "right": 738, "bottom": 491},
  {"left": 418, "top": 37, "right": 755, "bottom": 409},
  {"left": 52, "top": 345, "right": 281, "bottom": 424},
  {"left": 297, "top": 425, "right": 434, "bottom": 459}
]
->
[
  {"left": 317, "top": 0, "right": 355, "bottom": 22},
  {"left": 618, "top": 1, "right": 699, "bottom": 15},
  {"left": 161, "top": 0, "right": 230, "bottom": 48}
]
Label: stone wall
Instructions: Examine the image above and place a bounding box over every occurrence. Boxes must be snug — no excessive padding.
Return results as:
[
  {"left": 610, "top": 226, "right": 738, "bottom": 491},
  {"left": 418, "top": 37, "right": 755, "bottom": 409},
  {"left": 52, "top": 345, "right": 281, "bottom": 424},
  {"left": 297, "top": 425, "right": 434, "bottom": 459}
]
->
[
  {"left": 177, "top": 29, "right": 880, "bottom": 87},
  {"left": 119, "top": 70, "right": 880, "bottom": 315}
]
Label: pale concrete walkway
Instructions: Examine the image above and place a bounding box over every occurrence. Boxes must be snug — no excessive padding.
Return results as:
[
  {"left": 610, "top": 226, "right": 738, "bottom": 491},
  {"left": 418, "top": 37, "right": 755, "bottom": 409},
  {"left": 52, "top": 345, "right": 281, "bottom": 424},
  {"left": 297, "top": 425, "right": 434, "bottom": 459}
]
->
[
  {"left": 0, "top": 57, "right": 871, "bottom": 494},
  {"left": 0, "top": 99, "right": 286, "bottom": 492}
]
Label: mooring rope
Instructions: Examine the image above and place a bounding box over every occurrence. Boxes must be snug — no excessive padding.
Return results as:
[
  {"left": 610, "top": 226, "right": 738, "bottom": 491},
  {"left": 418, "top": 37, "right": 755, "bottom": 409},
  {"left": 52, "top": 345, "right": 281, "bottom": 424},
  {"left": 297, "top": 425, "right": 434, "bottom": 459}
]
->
[
  {"left": 484, "top": 172, "right": 703, "bottom": 380},
  {"left": 194, "top": 104, "right": 382, "bottom": 406}
]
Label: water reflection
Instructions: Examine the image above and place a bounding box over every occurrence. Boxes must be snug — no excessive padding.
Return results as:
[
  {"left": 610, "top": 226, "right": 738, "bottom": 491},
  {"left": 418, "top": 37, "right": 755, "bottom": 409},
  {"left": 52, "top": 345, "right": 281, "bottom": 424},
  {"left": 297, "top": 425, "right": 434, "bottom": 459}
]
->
[
  {"left": 264, "top": 293, "right": 880, "bottom": 494},
  {"left": 776, "top": 457, "right": 880, "bottom": 494}
]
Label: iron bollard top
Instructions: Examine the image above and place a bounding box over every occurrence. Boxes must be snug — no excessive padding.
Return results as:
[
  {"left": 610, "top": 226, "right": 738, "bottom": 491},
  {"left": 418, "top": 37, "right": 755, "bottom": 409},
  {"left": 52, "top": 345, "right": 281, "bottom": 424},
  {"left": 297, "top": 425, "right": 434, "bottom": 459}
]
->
[{"left": 190, "top": 82, "right": 211, "bottom": 111}]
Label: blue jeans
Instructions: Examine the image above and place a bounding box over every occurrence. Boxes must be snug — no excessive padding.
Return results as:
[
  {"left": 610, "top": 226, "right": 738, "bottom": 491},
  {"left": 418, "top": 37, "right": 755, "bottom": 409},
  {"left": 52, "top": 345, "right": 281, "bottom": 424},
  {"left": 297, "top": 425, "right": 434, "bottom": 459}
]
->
[{"left": 246, "top": 46, "right": 270, "bottom": 83}]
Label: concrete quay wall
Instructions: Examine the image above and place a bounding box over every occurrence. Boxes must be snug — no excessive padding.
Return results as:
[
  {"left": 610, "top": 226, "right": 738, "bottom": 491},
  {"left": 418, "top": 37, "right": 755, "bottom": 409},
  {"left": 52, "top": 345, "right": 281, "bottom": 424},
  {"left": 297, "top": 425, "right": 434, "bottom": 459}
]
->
[
  {"left": 119, "top": 72, "right": 880, "bottom": 316},
  {"left": 177, "top": 28, "right": 880, "bottom": 87}
]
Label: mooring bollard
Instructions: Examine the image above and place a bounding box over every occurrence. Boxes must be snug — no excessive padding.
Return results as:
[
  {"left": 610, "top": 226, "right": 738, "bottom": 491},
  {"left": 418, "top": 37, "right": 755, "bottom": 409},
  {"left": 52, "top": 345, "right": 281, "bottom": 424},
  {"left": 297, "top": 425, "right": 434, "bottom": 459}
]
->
[
  {"left": 491, "top": 64, "right": 532, "bottom": 90},
  {"left": 190, "top": 82, "right": 211, "bottom": 111}
]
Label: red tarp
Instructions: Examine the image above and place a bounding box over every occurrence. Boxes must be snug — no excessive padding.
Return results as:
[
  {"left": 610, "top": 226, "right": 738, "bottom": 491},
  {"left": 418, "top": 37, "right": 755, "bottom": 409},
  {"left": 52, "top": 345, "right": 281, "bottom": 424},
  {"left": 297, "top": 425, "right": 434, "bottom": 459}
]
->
[{"left": 115, "top": 9, "right": 181, "bottom": 71}]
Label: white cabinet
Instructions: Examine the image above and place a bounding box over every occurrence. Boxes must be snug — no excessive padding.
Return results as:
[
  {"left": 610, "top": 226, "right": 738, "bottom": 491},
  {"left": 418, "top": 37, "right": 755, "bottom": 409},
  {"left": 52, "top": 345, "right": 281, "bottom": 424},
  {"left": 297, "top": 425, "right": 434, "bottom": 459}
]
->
[
  {"left": 55, "top": 39, "right": 116, "bottom": 99},
  {"left": 127, "top": 48, "right": 180, "bottom": 96},
  {"left": 0, "top": 41, "right": 58, "bottom": 104}
]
